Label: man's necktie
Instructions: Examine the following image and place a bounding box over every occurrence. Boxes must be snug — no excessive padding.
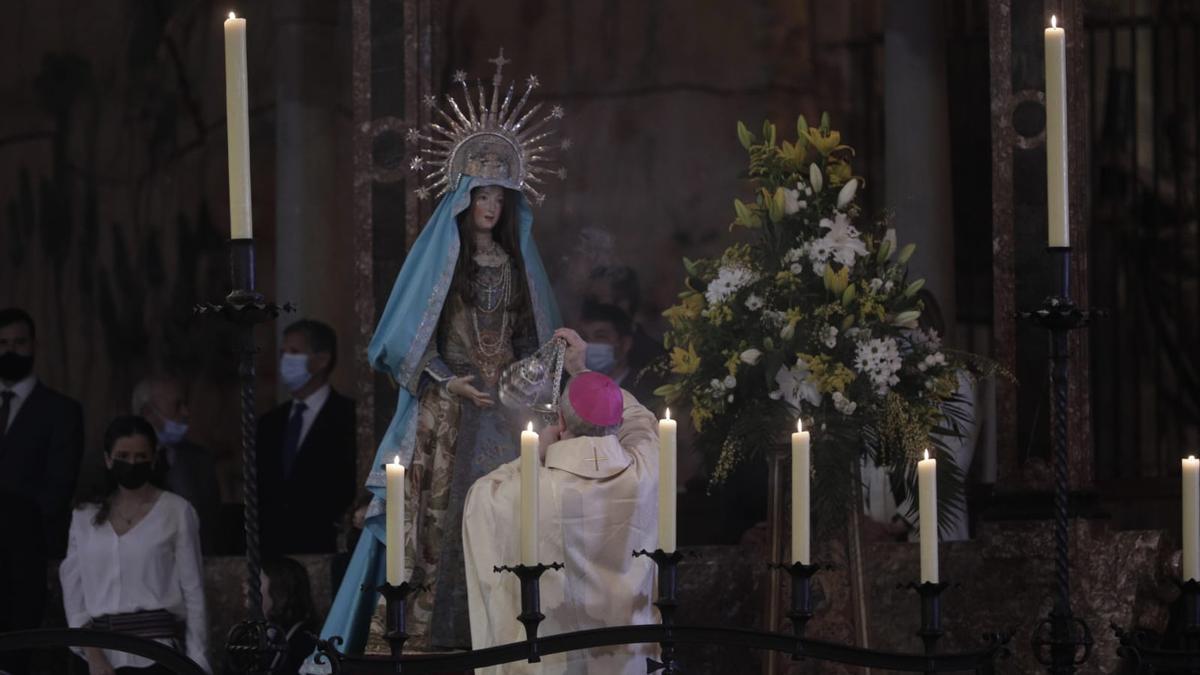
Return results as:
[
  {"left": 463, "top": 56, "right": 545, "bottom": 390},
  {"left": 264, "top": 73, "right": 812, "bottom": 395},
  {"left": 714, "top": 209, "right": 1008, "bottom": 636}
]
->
[
  {"left": 0, "top": 390, "right": 13, "bottom": 440},
  {"left": 281, "top": 401, "right": 307, "bottom": 477}
]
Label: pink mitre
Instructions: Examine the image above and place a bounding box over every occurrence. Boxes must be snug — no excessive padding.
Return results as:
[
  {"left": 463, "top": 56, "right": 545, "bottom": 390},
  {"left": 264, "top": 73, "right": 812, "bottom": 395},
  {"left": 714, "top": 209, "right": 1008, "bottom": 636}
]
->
[{"left": 567, "top": 371, "right": 623, "bottom": 426}]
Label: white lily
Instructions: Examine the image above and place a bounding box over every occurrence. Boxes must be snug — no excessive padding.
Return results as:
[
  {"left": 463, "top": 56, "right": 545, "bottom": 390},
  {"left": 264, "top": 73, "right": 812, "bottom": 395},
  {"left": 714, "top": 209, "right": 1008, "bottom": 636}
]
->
[
  {"left": 837, "top": 178, "right": 858, "bottom": 208},
  {"left": 809, "top": 163, "right": 824, "bottom": 193},
  {"left": 740, "top": 348, "right": 763, "bottom": 365}
]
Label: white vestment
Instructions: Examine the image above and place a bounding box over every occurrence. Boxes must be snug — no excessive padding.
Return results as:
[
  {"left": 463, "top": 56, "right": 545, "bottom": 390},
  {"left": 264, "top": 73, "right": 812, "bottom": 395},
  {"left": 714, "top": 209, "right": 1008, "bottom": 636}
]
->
[{"left": 463, "top": 390, "right": 660, "bottom": 675}]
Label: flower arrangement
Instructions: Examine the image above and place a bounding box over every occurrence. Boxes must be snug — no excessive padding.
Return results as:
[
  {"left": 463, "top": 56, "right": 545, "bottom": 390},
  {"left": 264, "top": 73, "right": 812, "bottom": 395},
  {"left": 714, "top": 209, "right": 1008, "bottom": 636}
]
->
[{"left": 656, "top": 113, "right": 982, "bottom": 531}]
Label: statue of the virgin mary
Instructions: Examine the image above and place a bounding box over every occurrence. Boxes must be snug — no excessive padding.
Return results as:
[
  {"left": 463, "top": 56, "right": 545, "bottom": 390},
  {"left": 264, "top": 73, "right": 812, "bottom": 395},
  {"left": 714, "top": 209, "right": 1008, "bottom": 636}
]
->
[{"left": 312, "top": 53, "right": 566, "bottom": 662}]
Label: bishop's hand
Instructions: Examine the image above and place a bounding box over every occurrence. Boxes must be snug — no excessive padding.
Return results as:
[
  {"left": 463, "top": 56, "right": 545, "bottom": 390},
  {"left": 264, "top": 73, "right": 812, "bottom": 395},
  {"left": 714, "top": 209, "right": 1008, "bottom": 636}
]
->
[
  {"left": 554, "top": 327, "right": 588, "bottom": 376},
  {"left": 447, "top": 375, "right": 494, "bottom": 408}
]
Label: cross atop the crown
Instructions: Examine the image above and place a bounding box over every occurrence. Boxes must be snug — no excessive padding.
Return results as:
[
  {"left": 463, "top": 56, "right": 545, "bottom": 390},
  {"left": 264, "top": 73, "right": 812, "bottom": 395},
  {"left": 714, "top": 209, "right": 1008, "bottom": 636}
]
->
[{"left": 489, "top": 47, "right": 511, "bottom": 84}]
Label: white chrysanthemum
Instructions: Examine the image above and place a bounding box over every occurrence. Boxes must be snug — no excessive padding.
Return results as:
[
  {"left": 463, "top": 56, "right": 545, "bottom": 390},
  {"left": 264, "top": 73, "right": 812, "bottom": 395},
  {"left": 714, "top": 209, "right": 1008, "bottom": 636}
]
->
[
  {"left": 853, "top": 337, "right": 903, "bottom": 396},
  {"left": 832, "top": 391, "right": 858, "bottom": 415},
  {"left": 820, "top": 325, "right": 838, "bottom": 349},
  {"left": 762, "top": 309, "right": 786, "bottom": 328},
  {"left": 704, "top": 264, "right": 757, "bottom": 305},
  {"left": 745, "top": 294, "right": 764, "bottom": 311}
]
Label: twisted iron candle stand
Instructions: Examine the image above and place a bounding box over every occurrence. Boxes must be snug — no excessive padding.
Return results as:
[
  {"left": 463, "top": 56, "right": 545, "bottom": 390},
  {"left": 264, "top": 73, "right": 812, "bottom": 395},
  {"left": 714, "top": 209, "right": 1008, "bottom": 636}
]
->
[
  {"left": 197, "top": 239, "right": 291, "bottom": 666},
  {"left": 494, "top": 562, "right": 565, "bottom": 663},
  {"left": 1017, "top": 247, "right": 1098, "bottom": 674},
  {"left": 634, "top": 549, "right": 687, "bottom": 674},
  {"left": 768, "top": 562, "right": 821, "bottom": 660}
]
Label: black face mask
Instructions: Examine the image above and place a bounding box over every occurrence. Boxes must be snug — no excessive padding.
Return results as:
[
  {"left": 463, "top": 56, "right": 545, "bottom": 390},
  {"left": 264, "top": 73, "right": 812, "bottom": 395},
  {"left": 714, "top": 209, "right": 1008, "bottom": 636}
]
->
[
  {"left": 0, "top": 352, "right": 33, "bottom": 381},
  {"left": 109, "top": 460, "right": 154, "bottom": 490}
]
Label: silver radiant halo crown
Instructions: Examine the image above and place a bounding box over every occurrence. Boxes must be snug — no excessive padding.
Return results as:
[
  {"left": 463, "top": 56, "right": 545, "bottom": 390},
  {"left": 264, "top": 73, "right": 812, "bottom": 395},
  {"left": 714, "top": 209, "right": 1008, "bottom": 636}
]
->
[{"left": 406, "top": 48, "right": 569, "bottom": 206}]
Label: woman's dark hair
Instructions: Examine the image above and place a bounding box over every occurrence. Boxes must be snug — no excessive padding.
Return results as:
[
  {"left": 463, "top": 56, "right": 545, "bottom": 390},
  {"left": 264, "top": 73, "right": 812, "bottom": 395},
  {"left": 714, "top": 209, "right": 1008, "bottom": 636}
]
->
[
  {"left": 450, "top": 186, "right": 529, "bottom": 313},
  {"left": 80, "top": 415, "right": 163, "bottom": 525},
  {"left": 262, "top": 557, "right": 317, "bottom": 629}
]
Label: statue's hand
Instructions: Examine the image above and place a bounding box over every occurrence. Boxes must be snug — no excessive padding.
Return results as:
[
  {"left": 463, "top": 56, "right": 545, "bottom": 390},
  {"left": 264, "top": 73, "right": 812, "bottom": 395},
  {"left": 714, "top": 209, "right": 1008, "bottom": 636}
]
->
[{"left": 447, "top": 375, "right": 494, "bottom": 408}]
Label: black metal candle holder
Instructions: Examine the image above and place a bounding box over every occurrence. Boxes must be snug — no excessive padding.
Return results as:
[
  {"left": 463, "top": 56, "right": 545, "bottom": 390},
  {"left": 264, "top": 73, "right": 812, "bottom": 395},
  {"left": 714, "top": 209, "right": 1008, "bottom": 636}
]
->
[
  {"left": 494, "top": 562, "right": 565, "bottom": 663},
  {"left": 903, "top": 581, "right": 949, "bottom": 658},
  {"left": 634, "top": 548, "right": 686, "bottom": 674},
  {"left": 1017, "top": 246, "right": 1099, "bottom": 674},
  {"left": 1114, "top": 578, "right": 1200, "bottom": 671},
  {"left": 377, "top": 581, "right": 425, "bottom": 664},
  {"left": 768, "top": 561, "right": 821, "bottom": 661},
  {"left": 196, "top": 239, "right": 292, "bottom": 621}
]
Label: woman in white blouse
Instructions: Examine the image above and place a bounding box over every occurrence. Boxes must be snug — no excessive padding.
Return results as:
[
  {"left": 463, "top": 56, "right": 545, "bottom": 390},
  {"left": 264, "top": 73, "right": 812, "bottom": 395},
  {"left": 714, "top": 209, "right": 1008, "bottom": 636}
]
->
[{"left": 60, "top": 416, "right": 210, "bottom": 674}]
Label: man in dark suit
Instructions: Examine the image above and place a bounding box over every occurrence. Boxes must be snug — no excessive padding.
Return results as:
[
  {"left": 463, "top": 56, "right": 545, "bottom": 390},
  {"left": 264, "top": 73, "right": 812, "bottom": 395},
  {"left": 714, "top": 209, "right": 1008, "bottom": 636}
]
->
[
  {"left": 0, "top": 307, "right": 84, "bottom": 673},
  {"left": 257, "top": 319, "right": 356, "bottom": 555},
  {"left": 133, "top": 373, "right": 223, "bottom": 553}
]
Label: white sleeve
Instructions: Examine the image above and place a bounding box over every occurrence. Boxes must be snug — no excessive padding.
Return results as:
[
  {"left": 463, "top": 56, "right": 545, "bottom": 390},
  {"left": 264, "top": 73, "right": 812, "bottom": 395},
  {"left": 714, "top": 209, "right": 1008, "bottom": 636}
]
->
[
  {"left": 175, "top": 502, "right": 212, "bottom": 673},
  {"left": 58, "top": 510, "right": 90, "bottom": 628},
  {"left": 618, "top": 390, "right": 660, "bottom": 471}
]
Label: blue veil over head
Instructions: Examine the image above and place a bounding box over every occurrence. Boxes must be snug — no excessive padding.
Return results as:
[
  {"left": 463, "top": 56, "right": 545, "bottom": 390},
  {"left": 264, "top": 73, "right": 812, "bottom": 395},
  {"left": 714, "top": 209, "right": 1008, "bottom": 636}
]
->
[{"left": 310, "top": 175, "right": 560, "bottom": 664}]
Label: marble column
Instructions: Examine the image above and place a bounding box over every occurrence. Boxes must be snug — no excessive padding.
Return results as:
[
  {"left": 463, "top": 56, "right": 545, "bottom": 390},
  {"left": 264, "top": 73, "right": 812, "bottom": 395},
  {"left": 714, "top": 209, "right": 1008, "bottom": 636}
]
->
[
  {"left": 884, "top": 0, "right": 957, "bottom": 335},
  {"left": 273, "top": 0, "right": 354, "bottom": 395}
]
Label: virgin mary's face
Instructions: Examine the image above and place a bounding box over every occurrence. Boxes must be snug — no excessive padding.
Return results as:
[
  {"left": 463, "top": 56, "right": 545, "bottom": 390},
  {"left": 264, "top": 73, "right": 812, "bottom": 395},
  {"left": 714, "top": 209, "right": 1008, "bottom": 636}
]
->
[{"left": 470, "top": 186, "right": 505, "bottom": 232}]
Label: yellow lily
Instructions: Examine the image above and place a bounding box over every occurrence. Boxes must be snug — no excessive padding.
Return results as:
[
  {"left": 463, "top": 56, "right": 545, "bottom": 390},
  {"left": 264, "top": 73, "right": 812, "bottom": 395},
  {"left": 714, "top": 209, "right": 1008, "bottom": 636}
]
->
[
  {"left": 823, "top": 264, "right": 850, "bottom": 295},
  {"left": 670, "top": 344, "right": 701, "bottom": 375},
  {"left": 805, "top": 127, "right": 842, "bottom": 156}
]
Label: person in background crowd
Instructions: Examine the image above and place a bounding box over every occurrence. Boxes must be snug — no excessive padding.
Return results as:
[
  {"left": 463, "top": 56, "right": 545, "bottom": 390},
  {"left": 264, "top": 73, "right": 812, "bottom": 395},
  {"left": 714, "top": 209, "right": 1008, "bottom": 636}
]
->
[
  {"left": 584, "top": 266, "right": 664, "bottom": 374},
  {"left": 576, "top": 301, "right": 663, "bottom": 411},
  {"left": 132, "top": 374, "right": 222, "bottom": 553},
  {"left": 60, "top": 416, "right": 209, "bottom": 675},
  {"left": 0, "top": 307, "right": 84, "bottom": 675},
  {"left": 257, "top": 319, "right": 357, "bottom": 555},
  {"left": 235, "top": 557, "right": 319, "bottom": 675}
]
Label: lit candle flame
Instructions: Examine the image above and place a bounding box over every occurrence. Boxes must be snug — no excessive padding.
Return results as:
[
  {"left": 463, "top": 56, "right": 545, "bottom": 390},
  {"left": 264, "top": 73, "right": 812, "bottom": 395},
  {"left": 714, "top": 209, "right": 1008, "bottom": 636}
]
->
[
  {"left": 393, "top": 454, "right": 400, "bottom": 465},
  {"left": 1050, "top": 14, "right": 1057, "bottom": 29},
  {"left": 664, "top": 408, "right": 671, "bottom": 421},
  {"left": 797, "top": 418, "right": 803, "bottom": 434},
  {"left": 923, "top": 449, "right": 930, "bottom": 461},
  {"left": 228, "top": 11, "right": 237, "bottom": 20},
  {"left": 527, "top": 421, "right": 533, "bottom": 432}
]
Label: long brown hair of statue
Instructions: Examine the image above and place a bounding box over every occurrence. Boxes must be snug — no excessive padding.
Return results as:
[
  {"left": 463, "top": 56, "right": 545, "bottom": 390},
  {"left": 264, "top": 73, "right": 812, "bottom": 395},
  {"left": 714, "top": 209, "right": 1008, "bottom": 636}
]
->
[{"left": 451, "top": 186, "right": 530, "bottom": 313}]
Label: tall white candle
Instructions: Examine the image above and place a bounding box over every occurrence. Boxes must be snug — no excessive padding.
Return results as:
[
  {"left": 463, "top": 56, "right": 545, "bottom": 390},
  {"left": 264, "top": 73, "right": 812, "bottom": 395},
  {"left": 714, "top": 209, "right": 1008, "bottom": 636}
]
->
[
  {"left": 224, "top": 12, "right": 253, "bottom": 240},
  {"left": 659, "top": 409, "right": 678, "bottom": 553},
  {"left": 918, "top": 450, "right": 939, "bottom": 583},
  {"left": 792, "top": 418, "right": 811, "bottom": 565},
  {"left": 1045, "top": 14, "right": 1070, "bottom": 247},
  {"left": 1184, "top": 456, "right": 1200, "bottom": 581},
  {"left": 520, "top": 422, "right": 539, "bottom": 565},
  {"left": 385, "top": 456, "right": 406, "bottom": 584}
]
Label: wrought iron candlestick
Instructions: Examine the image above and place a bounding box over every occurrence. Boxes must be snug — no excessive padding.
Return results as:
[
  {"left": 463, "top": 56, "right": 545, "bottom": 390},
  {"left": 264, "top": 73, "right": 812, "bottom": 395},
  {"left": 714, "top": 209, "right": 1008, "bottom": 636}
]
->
[
  {"left": 904, "top": 581, "right": 949, "bottom": 662},
  {"left": 196, "top": 239, "right": 290, "bottom": 625},
  {"left": 635, "top": 549, "right": 685, "bottom": 674},
  {"left": 1019, "top": 247, "right": 1095, "bottom": 673},
  {"left": 377, "top": 581, "right": 424, "bottom": 663},
  {"left": 495, "top": 562, "right": 564, "bottom": 663},
  {"left": 769, "top": 561, "right": 820, "bottom": 660},
  {"left": 1115, "top": 578, "right": 1200, "bottom": 670}
]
